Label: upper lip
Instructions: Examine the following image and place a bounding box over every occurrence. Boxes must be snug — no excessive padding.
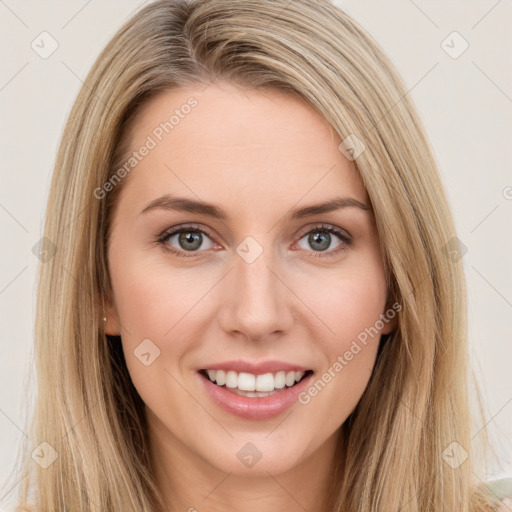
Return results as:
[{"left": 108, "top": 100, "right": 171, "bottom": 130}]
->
[{"left": 200, "top": 359, "right": 312, "bottom": 375}]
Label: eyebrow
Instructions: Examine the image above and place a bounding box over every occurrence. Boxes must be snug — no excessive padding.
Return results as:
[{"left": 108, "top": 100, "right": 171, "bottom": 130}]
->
[{"left": 140, "top": 194, "right": 371, "bottom": 220}]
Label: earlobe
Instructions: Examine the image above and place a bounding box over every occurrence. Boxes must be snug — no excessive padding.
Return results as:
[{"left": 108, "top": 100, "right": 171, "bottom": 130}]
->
[
  {"left": 99, "top": 293, "right": 122, "bottom": 336},
  {"left": 103, "top": 315, "right": 121, "bottom": 336},
  {"left": 380, "top": 293, "right": 400, "bottom": 335},
  {"left": 380, "top": 316, "right": 397, "bottom": 335},
  {"left": 380, "top": 302, "right": 399, "bottom": 335},
  {"left": 103, "top": 308, "right": 121, "bottom": 336}
]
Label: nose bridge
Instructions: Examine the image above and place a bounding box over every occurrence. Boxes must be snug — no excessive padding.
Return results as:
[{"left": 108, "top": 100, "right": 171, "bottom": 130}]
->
[{"left": 218, "top": 239, "right": 293, "bottom": 339}]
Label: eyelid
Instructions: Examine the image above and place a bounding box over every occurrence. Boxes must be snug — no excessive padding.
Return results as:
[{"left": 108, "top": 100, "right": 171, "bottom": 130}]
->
[
  {"left": 294, "top": 222, "right": 352, "bottom": 241},
  {"left": 157, "top": 222, "right": 352, "bottom": 257},
  {"left": 157, "top": 223, "right": 220, "bottom": 256},
  {"left": 292, "top": 223, "right": 352, "bottom": 258}
]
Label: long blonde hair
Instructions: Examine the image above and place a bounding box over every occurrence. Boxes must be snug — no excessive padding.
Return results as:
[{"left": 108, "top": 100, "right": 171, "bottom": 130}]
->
[{"left": 6, "top": 0, "right": 502, "bottom": 510}]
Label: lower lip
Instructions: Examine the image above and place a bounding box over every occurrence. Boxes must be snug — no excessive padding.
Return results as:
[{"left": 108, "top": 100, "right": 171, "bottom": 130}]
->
[{"left": 199, "top": 371, "right": 314, "bottom": 420}]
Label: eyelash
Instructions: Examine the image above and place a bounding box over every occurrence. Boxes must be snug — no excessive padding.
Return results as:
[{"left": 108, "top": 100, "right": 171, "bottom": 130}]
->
[{"left": 156, "top": 223, "right": 353, "bottom": 259}]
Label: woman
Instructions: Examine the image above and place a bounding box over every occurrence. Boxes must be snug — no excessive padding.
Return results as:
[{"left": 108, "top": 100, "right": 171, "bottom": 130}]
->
[{"left": 7, "top": 0, "right": 511, "bottom": 510}]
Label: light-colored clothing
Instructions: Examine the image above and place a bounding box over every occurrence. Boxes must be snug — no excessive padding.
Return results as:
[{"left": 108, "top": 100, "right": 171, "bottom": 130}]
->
[{"left": 485, "top": 477, "right": 512, "bottom": 511}]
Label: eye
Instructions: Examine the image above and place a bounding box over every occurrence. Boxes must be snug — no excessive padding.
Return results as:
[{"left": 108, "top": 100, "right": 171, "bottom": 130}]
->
[
  {"left": 295, "top": 224, "right": 352, "bottom": 257},
  {"left": 157, "top": 223, "right": 352, "bottom": 258},
  {"left": 158, "top": 224, "right": 218, "bottom": 257}
]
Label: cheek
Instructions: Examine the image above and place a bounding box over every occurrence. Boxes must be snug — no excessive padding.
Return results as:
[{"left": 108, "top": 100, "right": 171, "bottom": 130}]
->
[
  {"left": 108, "top": 248, "right": 207, "bottom": 414},
  {"left": 299, "top": 256, "right": 388, "bottom": 387},
  {"left": 109, "top": 244, "right": 210, "bottom": 338},
  {"left": 302, "top": 255, "right": 388, "bottom": 345},
  {"left": 325, "top": 277, "right": 387, "bottom": 341},
  {"left": 108, "top": 246, "right": 219, "bottom": 401},
  {"left": 294, "top": 271, "right": 387, "bottom": 431}
]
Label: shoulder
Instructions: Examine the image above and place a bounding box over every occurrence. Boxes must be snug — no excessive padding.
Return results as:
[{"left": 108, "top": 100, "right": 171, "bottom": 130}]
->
[
  {"left": 485, "top": 476, "right": 512, "bottom": 511},
  {"left": 496, "top": 497, "right": 512, "bottom": 512}
]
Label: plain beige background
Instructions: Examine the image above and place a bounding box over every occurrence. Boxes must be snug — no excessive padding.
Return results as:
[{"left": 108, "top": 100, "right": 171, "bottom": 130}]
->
[{"left": 1, "top": 0, "right": 511, "bottom": 507}]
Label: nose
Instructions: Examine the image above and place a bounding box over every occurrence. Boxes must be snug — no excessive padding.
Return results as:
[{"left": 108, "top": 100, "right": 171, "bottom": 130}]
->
[{"left": 217, "top": 245, "right": 294, "bottom": 342}]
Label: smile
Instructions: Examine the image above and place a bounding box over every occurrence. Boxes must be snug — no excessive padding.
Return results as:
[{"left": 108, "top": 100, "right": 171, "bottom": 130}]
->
[
  {"left": 198, "top": 365, "right": 315, "bottom": 420},
  {"left": 201, "top": 369, "right": 311, "bottom": 396}
]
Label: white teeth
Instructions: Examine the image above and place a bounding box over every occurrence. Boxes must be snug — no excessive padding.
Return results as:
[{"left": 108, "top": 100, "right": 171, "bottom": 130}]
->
[
  {"left": 238, "top": 372, "right": 256, "bottom": 391},
  {"left": 256, "top": 373, "right": 274, "bottom": 392},
  {"left": 285, "top": 371, "right": 295, "bottom": 387},
  {"left": 204, "top": 369, "right": 307, "bottom": 392},
  {"left": 274, "top": 371, "right": 286, "bottom": 389},
  {"left": 225, "top": 370, "right": 238, "bottom": 388},
  {"left": 215, "top": 369, "right": 226, "bottom": 386}
]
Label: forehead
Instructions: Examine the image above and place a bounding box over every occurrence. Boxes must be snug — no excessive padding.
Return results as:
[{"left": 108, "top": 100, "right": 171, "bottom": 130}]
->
[
  {"left": 129, "top": 81, "right": 336, "bottom": 147},
  {"left": 115, "top": 82, "right": 368, "bottom": 215}
]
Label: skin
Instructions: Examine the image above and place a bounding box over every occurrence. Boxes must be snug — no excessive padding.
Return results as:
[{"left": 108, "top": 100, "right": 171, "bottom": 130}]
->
[{"left": 104, "top": 81, "right": 396, "bottom": 512}]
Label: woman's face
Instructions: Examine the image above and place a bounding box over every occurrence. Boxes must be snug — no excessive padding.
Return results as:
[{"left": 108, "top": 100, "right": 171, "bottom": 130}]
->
[{"left": 105, "top": 82, "right": 395, "bottom": 477}]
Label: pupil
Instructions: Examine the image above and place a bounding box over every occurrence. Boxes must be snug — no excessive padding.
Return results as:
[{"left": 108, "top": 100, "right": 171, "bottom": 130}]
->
[
  {"left": 176, "top": 231, "right": 331, "bottom": 252},
  {"left": 309, "top": 232, "right": 330, "bottom": 251},
  {"left": 179, "top": 231, "right": 202, "bottom": 250}
]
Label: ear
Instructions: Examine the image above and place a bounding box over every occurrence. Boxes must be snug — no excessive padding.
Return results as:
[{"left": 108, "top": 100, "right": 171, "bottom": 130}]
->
[
  {"left": 98, "top": 292, "right": 122, "bottom": 336},
  {"left": 380, "top": 314, "right": 397, "bottom": 335},
  {"left": 380, "top": 298, "right": 400, "bottom": 335}
]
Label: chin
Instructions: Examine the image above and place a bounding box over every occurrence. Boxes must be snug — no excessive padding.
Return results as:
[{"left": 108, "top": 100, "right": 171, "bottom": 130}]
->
[{"left": 198, "top": 433, "right": 310, "bottom": 476}]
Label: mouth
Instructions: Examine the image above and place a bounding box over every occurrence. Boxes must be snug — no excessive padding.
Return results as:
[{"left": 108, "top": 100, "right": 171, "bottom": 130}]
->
[{"left": 198, "top": 368, "right": 314, "bottom": 398}]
